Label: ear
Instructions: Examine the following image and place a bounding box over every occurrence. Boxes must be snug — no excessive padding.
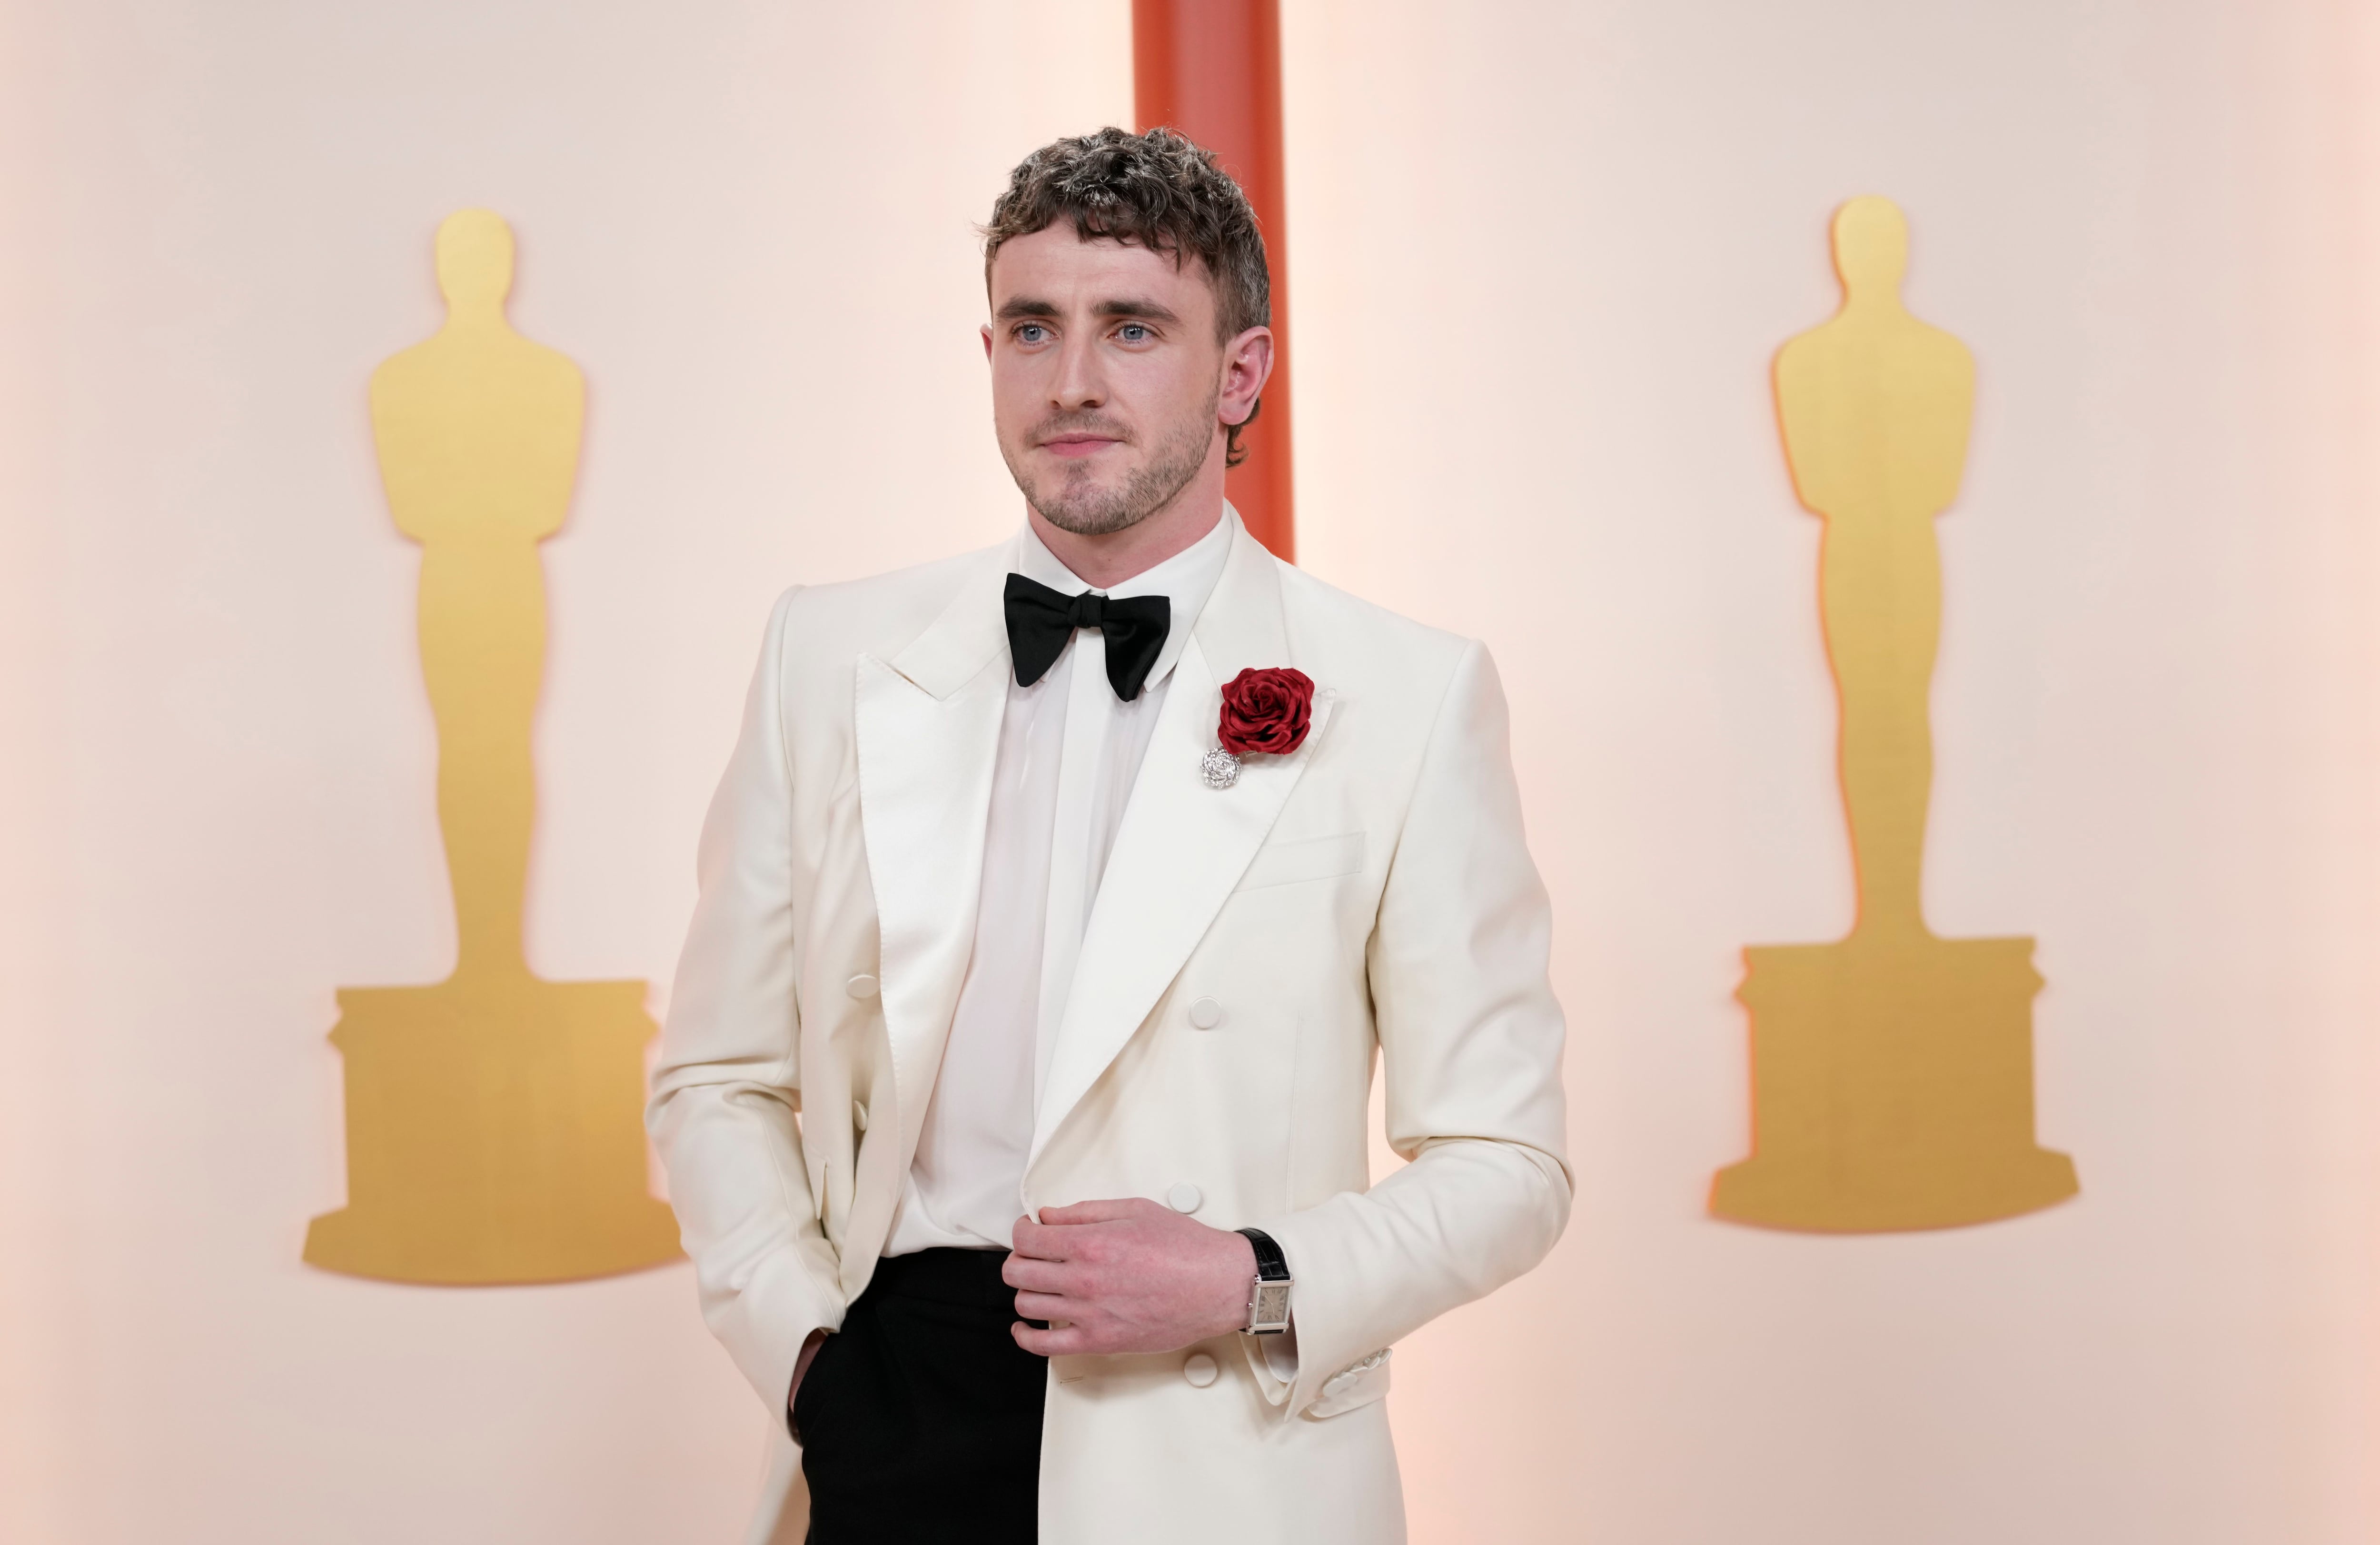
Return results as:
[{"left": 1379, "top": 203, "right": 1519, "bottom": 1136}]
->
[
  {"left": 1219, "top": 325, "right": 1274, "bottom": 427},
  {"left": 981, "top": 323, "right": 995, "bottom": 361}
]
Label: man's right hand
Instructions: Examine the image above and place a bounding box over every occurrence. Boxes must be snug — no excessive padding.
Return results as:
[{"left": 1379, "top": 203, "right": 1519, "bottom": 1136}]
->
[{"left": 787, "top": 1328, "right": 828, "bottom": 1435}]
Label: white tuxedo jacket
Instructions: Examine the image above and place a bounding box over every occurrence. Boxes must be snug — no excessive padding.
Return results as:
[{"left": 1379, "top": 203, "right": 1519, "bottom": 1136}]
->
[{"left": 651, "top": 518, "right": 1570, "bottom": 1545}]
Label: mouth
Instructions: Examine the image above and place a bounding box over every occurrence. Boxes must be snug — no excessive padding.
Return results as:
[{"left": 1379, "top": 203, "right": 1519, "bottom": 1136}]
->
[{"left": 1038, "top": 433, "right": 1123, "bottom": 460}]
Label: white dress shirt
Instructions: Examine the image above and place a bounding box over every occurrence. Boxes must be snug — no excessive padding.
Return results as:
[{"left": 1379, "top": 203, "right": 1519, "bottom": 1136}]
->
[{"left": 884, "top": 509, "right": 1234, "bottom": 1255}]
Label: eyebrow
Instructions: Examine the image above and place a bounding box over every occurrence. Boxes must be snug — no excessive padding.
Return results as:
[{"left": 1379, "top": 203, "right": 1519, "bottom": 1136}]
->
[
  {"left": 1092, "top": 298, "right": 1181, "bottom": 323},
  {"left": 992, "top": 296, "right": 1184, "bottom": 325}
]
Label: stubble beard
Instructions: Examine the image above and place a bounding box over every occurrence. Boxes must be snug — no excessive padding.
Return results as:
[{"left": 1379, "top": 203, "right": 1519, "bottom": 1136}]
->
[{"left": 1006, "top": 390, "right": 1219, "bottom": 538}]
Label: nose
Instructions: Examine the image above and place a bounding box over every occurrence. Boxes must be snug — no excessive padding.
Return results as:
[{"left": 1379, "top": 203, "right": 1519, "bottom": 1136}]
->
[{"left": 1051, "top": 328, "right": 1106, "bottom": 413}]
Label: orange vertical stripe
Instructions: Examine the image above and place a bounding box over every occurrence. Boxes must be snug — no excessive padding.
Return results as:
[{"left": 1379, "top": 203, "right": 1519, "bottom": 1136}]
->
[{"left": 1132, "top": 0, "right": 1294, "bottom": 563}]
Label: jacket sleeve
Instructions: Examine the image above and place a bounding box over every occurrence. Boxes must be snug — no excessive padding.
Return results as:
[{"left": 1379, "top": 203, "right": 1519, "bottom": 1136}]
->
[
  {"left": 647, "top": 587, "right": 846, "bottom": 1413},
  {"left": 1261, "top": 638, "right": 1573, "bottom": 1416}
]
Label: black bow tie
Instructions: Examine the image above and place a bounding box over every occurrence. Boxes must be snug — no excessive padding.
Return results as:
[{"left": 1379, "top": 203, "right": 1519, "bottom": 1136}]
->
[{"left": 1003, "top": 573, "right": 1172, "bottom": 702}]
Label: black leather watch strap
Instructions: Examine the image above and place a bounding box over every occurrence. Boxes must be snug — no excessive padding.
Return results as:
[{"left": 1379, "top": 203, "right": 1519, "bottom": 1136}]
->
[
  {"left": 1236, "top": 1226, "right": 1293, "bottom": 1334},
  {"left": 1236, "top": 1227, "right": 1291, "bottom": 1282}
]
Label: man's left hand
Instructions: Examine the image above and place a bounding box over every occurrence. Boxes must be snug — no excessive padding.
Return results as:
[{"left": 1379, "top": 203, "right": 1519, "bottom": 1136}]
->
[{"left": 1004, "top": 1199, "right": 1256, "bottom": 1356}]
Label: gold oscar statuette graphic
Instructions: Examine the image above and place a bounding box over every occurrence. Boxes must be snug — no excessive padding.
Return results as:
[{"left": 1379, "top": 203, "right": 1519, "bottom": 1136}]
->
[
  {"left": 304, "top": 210, "right": 681, "bottom": 1283},
  {"left": 1709, "top": 197, "right": 2079, "bottom": 1232}
]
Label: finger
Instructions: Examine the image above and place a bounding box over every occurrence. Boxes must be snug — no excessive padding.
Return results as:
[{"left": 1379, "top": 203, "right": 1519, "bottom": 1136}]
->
[
  {"left": 1010, "top": 1290, "right": 1074, "bottom": 1321},
  {"left": 1036, "top": 1197, "right": 1159, "bottom": 1226},
  {"left": 1000, "top": 1256, "right": 1072, "bottom": 1293},
  {"left": 1013, "top": 1320, "right": 1092, "bottom": 1357},
  {"left": 1009, "top": 1217, "right": 1064, "bottom": 1260}
]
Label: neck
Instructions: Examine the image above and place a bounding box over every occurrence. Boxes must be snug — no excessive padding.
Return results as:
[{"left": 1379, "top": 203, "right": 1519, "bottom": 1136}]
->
[
  {"left": 1028, "top": 438, "right": 1228, "bottom": 589},
  {"left": 441, "top": 297, "right": 507, "bottom": 328}
]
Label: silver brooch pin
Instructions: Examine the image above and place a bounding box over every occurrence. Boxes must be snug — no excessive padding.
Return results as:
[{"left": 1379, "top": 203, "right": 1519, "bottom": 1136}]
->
[{"left": 1199, "top": 747, "right": 1242, "bottom": 789}]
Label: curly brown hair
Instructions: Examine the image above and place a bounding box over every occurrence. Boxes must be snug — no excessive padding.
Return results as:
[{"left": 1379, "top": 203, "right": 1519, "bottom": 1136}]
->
[{"left": 983, "top": 127, "right": 1271, "bottom": 468}]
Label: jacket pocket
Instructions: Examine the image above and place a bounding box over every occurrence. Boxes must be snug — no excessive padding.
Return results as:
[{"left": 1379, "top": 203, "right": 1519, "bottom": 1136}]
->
[{"left": 1235, "top": 831, "right": 1365, "bottom": 892}]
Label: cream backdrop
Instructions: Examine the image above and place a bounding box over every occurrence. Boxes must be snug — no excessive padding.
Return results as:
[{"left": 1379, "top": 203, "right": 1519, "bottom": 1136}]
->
[{"left": 5, "top": 2, "right": 2380, "bottom": 1543}]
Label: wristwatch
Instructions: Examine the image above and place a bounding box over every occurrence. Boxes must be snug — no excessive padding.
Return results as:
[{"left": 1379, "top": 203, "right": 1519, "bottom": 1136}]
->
[{"left": 1235, "top": 1227, "right": 1293, "bottom": 1335}]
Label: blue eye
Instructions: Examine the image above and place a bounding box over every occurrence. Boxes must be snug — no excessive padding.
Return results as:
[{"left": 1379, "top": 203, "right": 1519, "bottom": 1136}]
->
[
  {"left": 1119, "top": 324, "right": 1149, "bottom": 342},
  {"left": 1018, "top": 323, "right": 1048, "bottom": 344}
]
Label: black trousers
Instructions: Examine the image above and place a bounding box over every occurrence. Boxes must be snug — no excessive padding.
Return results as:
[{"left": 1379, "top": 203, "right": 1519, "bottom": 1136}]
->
[{"left": 797, "top": 1247, "right": 1046, "bottom": 1544}]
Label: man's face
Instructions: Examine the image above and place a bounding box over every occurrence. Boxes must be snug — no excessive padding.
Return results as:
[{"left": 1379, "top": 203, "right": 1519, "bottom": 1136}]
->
[{"left": 983, "top": 226, "right": 1229, "bottom": 536}]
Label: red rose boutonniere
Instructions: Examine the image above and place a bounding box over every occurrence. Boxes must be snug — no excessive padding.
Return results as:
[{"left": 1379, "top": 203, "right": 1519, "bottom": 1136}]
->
[{"left": 1201, "top": 667, "right": 1316, "bottom": 789}]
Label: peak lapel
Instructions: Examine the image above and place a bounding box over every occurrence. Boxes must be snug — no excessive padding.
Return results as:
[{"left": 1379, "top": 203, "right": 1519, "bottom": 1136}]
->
[
  {"left": 856, "top": 550, "right": 1012, "bottom": 1161},
  {"left": 1030, "top": 531, "right": 1333, "bottom": 1167}
]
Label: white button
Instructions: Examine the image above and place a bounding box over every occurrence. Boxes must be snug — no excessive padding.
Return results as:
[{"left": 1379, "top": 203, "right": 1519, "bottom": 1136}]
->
[
  {"left": 1182, "top": 1352, "right": 1219, "bottom": 1388},
  {"left": 852, "top": 1101, "right": 869, "bottom": 1132},
  {"left": 846, "top": 974, "right": 879, "bottom": 999},
  {"left": 1167, "top": 1183, "right": 1203, "bottom": 1214},
  {"left": 1187, "top": 997, "right": 1224, "bottom": 1030}
]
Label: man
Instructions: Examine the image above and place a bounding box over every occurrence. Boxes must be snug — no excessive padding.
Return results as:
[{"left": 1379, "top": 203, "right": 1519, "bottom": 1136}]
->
[{"left": 650, "top": 127, "right": 1570, "bottom": 1545}]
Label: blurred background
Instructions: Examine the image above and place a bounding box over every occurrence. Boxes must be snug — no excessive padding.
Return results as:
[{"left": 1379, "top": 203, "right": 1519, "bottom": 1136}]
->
[{"left": 4, "top": 2, "right": 2380, "bottom": 1541}]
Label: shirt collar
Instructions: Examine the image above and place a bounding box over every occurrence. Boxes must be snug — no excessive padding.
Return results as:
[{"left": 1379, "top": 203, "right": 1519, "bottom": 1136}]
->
[{"left": 1012, "top": 505, "right": 1239, "bottom": 693}]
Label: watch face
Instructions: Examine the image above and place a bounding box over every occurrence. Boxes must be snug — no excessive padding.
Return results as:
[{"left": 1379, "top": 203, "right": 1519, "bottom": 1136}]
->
[{"left": 1254, "top": 1283, "right": 1292, "bottom": 1327}]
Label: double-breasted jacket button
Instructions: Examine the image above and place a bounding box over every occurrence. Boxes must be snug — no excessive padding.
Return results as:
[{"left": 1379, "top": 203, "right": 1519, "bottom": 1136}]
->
[
  {"left": 1166, "top": 1182, "right": 1203, "bottom": 1214},
  {"left": 1187, "top": 996, "right": 1224, "bottom": 1030},
  {"left": 852, "top": 1101, "right": 869, "bottom": 1132},
  {"left": 1182, "top": 1352, "right": 1220, "bottom": 1388},
  {"left": 846, "top": 973, "right": 879, "bottom": 999}
]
